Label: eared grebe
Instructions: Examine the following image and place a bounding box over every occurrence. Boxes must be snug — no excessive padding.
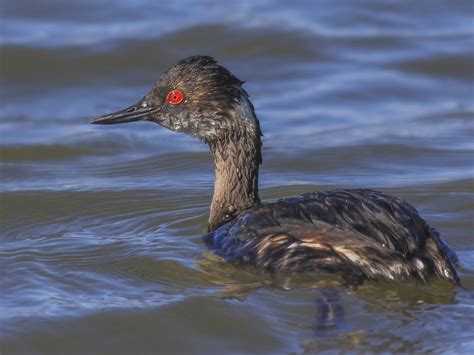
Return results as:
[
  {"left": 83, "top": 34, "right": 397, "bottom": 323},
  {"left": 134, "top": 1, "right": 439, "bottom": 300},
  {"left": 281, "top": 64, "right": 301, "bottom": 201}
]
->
[{"left": 92, "top": 56, "right": 459, "bottom": 284}]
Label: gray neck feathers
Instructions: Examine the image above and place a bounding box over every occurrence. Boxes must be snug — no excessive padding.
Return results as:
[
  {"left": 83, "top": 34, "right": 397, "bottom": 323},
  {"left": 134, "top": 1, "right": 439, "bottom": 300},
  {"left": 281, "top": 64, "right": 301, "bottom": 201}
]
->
[{"left": 207, "top": 96, "right": 262, "bottom": 231}]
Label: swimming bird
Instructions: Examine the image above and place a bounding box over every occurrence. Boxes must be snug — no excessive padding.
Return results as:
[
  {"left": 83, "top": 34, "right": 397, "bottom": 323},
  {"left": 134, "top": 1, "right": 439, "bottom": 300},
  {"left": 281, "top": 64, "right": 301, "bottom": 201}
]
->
[{"left": 91, "top": 56, "right": 459, "bottom": 284}]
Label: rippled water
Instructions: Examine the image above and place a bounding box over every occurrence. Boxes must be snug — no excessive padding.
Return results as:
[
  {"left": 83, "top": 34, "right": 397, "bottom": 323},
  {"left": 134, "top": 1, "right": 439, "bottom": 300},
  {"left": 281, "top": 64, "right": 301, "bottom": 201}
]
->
[{"left": 1, "top": 1, "right": 474, "bottom": 353}]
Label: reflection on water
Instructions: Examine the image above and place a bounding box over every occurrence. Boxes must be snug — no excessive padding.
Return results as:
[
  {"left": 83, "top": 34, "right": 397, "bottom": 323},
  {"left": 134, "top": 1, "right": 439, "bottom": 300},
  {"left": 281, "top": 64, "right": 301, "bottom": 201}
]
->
[{"left": 1, "top": 0, "right": 473, "bottom": 353}]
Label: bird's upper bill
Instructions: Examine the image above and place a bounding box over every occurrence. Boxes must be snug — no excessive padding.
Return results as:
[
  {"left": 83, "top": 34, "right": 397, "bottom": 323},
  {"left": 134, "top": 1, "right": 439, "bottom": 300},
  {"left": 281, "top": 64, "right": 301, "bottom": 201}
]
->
[{"left": 91, "top": 101, "right": 158, "bottom": 125}]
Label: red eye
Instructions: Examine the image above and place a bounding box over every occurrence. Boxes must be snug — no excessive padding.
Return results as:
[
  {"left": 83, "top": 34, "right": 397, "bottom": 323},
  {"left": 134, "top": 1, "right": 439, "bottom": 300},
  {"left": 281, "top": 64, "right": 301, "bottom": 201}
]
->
[{"left": 166, "top": 90, "right": 185, "bottom": 105}]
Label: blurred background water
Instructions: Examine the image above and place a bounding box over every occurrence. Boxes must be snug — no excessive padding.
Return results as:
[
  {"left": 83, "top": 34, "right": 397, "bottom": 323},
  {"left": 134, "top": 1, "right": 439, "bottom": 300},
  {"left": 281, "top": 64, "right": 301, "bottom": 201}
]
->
[{"left": 1, "top": 0, "right": 474, "bottom": 353}]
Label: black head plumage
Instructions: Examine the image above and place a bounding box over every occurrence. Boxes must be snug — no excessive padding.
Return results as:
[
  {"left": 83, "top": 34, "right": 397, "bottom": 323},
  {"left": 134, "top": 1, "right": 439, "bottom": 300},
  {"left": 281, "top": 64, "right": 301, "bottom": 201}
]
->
[{"left": 92, "top": 55, "right": 258, "bottom": 143}]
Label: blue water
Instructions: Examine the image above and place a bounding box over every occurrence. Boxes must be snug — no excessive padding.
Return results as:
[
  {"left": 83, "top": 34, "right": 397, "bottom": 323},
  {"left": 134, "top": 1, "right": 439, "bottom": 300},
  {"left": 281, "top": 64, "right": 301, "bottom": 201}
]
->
[{"left": 1, "top": 1, "right": 473, "bottom": 353}]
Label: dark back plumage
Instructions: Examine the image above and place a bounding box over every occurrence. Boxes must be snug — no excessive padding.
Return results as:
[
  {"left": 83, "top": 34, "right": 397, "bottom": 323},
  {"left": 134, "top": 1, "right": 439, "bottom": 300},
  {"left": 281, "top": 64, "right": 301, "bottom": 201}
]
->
[{"left": 205, "top": 189, "right": 459, "bottom": 284}]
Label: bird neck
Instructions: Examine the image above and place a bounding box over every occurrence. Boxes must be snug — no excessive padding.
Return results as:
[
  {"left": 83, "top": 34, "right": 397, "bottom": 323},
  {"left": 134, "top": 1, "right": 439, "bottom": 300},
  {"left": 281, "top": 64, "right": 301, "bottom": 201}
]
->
[{"left": 207, "top": 100, "right": 262, "bottom": 232}]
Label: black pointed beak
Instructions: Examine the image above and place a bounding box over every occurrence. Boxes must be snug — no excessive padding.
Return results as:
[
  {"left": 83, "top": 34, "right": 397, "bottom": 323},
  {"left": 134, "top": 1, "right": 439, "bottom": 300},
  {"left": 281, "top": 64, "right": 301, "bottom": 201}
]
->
[{"left": 91, "top": 102, "right": 158, "bottom": 125}]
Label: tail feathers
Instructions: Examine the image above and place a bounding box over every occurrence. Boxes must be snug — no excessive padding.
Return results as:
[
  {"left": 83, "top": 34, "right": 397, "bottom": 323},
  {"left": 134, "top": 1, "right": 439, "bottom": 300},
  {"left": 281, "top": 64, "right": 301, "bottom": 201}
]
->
[{"left": 425, "top": 228, "right": 461, "bottom": 286}]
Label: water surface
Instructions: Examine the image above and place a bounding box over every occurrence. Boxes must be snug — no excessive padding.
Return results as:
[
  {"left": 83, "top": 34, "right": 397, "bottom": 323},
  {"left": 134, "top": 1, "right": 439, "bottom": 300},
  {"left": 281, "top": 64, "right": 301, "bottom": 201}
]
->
[{"left": 1, "top": 0, "right": 474, "bottom": 353}]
